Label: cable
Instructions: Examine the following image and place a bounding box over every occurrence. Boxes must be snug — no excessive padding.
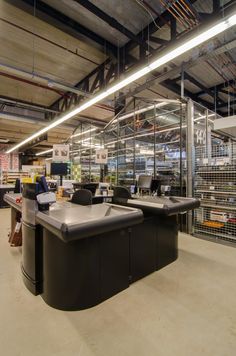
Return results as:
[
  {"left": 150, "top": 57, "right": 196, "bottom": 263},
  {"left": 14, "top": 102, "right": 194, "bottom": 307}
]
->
[{"left": 134, "top": 0, "right": 161, "bottom": 29}]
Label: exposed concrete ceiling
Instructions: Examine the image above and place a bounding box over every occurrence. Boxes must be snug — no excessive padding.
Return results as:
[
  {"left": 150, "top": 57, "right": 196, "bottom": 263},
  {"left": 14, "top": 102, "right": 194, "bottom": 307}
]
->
[{"left": 0, "top": 0, "right": 235, "bottom": 154}]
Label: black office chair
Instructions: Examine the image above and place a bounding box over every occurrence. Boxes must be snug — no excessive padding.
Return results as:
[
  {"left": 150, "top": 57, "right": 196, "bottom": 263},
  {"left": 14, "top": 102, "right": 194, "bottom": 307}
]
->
[
  {"left": 83, "top": 183, "right": 98, "bottom": 196},
  {"left": 113, "top": 186, "right": 131, "bottom": 199},
  {"left": 14, "top": 178, "right": 21, "bottom": 193},
  {"left": 71, "top": 189, "right": 92, "bottom": 206}
]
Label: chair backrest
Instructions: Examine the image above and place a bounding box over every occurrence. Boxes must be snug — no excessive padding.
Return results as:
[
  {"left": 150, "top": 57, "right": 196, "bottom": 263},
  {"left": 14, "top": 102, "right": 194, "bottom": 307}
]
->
[
  {"left": 83, "top": 183, "right": 98, "bottom": 196},
  {"left": 14, "top": 178, "right": 21, "bottom": 193},
  {"left": 113, "top": 186, "right": 131, "bottom": 199},
  {"left": 71, "top": 189, "right": 92, "bottom": 206}
]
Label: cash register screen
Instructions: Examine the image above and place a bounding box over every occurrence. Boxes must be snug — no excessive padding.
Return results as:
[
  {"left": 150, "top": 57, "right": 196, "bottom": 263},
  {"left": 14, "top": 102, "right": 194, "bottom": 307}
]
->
[
  {"left": 137, "top": 175, "right": 152, "bottom": 189},
  {"left": 51, "top": 163, "right": 68, "bottom": 176}
]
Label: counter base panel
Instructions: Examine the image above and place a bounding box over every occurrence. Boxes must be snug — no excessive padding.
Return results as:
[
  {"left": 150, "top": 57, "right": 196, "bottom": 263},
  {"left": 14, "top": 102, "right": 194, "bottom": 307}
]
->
[
  {"left": 156, "top": 215, "right": 178, "bottom": 270},
  {"left": 130, "top": 217, "right": 157, "bottom": 283},
  {"left": 21, "top": 265, "right": 42, "bottom": 296},
  {"left": 21, "top": 223, "right": 43, "bottom": 296},
  {"left": 0, "top": 188, "right": 15, "bottom": 208},
  {"left": 41, "top": 228, "right": 130, "bottom": 311}
]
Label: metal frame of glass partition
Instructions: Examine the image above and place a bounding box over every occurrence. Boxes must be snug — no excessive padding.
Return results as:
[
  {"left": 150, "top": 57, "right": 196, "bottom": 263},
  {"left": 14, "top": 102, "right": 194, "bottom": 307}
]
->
[
  {"left": 69, "top": 98, "right": 236, "bottom": 242},
  {"left": 103, "top": 98, "right": 187, "bottom": 195}
]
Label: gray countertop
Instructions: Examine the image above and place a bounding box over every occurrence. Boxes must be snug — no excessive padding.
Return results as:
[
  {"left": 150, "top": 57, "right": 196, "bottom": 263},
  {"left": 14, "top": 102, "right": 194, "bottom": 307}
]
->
[
  {"left": 3, "top": 193, "right": 22, "bottom": 211},
  {"left": 4, "top": 195, "right": 144, "bottom": 242},
  {"left": 117, "top": 195, "right": 200, "bottom": 216},
  {"left": 0, "top": 184, "right": 15, "bottom": 189},
  {"left": 36, "top": 202, "right": 143, "bottom": 242}
]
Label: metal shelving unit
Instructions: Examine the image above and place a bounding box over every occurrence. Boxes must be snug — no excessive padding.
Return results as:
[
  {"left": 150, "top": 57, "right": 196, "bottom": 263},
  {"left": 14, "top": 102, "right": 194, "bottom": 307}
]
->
[
  {"left": 194, "top": 144, "right": 236, "bottom": 243},
  {"left": 104, "top": 98, "right": 186, "bottom": 191}
]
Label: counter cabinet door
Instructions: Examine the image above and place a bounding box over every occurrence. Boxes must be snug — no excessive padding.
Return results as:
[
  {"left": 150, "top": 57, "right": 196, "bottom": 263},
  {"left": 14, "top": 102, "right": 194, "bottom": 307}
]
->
[{"left": 156, "top": 215, "right": 178, "bottom": 270}]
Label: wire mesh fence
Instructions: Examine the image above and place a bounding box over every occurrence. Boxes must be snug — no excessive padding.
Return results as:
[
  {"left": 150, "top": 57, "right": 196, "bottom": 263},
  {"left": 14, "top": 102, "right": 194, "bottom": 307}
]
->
[{"left": 194, "top": 143, "right": 236, "bottom": 243}]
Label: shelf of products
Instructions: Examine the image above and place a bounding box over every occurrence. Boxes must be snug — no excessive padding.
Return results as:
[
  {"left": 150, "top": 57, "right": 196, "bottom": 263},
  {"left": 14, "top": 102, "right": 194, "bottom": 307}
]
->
[
  {"left": 194, "top": 144, "right": 236, "bottom": 243},
  {"left": 0, "top": 171, "right": 29, "bottom": 184}
]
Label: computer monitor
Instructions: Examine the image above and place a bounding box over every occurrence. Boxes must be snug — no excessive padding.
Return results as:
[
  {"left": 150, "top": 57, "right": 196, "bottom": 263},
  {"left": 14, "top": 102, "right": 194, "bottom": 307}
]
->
[
  {"left": 137, "top": 175, "right": 152, "bottom": 190},
  {"left": 36, "top": 175, "right": 49, "bottom": 193},
  {"left": 51, "top": 163, "right": 68, "bottom": 176},
  {"left": 151, "top": 179, "right": 161, "bottom": 195},
  {"left": 99, "top": 182, "right": 110, "bottom": 190}
]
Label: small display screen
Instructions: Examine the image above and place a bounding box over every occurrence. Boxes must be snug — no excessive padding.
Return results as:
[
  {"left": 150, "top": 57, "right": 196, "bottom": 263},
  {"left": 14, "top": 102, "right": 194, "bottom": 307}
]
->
[
  {"left": 130, "top": 185, "right": 136, "bottom": 194},
  {"left": 51, "top": 163, "right": 68, "bottom": 176},
  {"left": 137, "top": 175, "right": 152, "bottom": 189}
]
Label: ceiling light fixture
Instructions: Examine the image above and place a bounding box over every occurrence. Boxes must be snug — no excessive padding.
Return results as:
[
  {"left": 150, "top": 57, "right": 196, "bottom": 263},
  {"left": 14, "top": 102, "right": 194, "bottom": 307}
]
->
[
  {"left": 35, "top": 148, "right": 53, "bottom": 156},
  {"left": 105, "top": 125, "right": 187, "bottom": 146},
  {"left": 7, "top": 13, "right": 236, "bottom": 154},
  {"left": 112, "top": 102, "right": 168, "bottom": 124},
  {"left": 71, "top": 127, "right": 97, "bottom": 138}
]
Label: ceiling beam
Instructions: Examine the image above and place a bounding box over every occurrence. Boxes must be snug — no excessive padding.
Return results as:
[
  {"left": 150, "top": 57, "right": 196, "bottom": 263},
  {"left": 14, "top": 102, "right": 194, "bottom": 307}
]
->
[
  {"left": 123, "top": 36, "right": 236, "bottom": 100},
  {"left": 217, "top": 99, "right": 236, "bottom": 109},
  {"left": 184, "top": 72, "right": 219, "bottom": 100},
  {"left": 48, "top": 0, "right": 201, "bottom": 116},
  {"left": 7, "top": 0, "right": 118, "bottom": 57},
  {"left": 74, "top": 0, "right": 153, "bottom": 53},
  {"left": 0, "top": 96, "right": 60, "bottom": 114},
  {"left": 220, "top": 89, "right": 236, "bottom": 99},
  {"left": 148, "top": 36, "right": 169, "bottom": 45},
  {"left": 123, "top": 0, "right": 198, "bottom": 54},
  {"left": 161, "top": 79, "right": 216, "bottom": 111},
  {"left": 197, "top": 79, "right": 236, "bottom": 96}
]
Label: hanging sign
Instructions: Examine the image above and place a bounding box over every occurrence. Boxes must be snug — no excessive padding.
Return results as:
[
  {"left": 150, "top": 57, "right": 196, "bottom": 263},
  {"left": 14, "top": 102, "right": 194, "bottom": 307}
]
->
[
  {"left": 52, "top": 144, "right": 70, "bottom": 162},
  {"left": 95, "top": 149, "right": 108, "bottom": 164}
]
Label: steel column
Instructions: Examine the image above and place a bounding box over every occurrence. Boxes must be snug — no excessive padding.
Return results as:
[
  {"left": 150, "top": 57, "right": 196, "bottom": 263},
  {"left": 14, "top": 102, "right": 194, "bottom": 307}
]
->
[
  {"left": 205, "top": 109, "right": 212, "bottom": 163},
  {"left": 186, "top": 99, "right": 195, "bottom": 234}
]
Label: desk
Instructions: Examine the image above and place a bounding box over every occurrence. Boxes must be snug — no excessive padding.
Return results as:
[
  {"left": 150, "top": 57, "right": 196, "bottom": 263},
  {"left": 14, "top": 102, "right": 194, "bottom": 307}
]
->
[{"left": 0, "top": 185, "right": 15, "bottom": 208}]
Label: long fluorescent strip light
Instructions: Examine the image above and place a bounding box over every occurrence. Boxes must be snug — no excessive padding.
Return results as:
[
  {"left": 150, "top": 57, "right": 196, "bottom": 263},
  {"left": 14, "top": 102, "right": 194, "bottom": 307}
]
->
[
  {"left": 112, "top": 102, "right": 168, "bottom": 124},
  {"left": 35, "top": 148, "right": 53, "bottom": 156},
  {"left": 105, "top": 125, "right": 187, "bottom": 146},
  {"left": 71, "top": 127, "right": 97, "bottom": 138},
  {"left": 7, "top": 13, "right": 236, "bottom": 154}
]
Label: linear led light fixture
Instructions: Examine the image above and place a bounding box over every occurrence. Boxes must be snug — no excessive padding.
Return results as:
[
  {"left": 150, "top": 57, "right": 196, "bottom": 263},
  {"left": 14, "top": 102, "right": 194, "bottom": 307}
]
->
[
  {"left": 195, "top": 113, "right": 215, "bottom": 121},
  {"left": 112, "top": 102, "right": 168, "bottom": 124},
  {"left": 35, "top": 148, "right": 53, "bottom": 156},
  {"left": 7, "top": 13, "right": 236, "bottom": 154},
  {"left": 75, "top": 137, "right": 94, "bottom": 144},
  {"left": 105, "top": 125, "right": 187, "bottom": 146},
  {"left": 36, "top": 135, "right": 95, "bottom": 155},
  {"left": 71, "top": 127, "right": 97, "bottom": 138}
]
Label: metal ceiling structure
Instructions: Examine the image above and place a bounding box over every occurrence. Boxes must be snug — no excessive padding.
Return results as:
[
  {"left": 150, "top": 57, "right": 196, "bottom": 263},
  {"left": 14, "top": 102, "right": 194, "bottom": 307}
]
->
[{"left": 0, "top": 0, "right": 236, "bottom": 154}]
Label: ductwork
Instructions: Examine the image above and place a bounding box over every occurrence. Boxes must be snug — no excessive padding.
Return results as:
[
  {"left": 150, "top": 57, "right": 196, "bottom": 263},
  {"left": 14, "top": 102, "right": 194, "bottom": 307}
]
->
[
  {"left": 0, "top": 62, "right": 90, "bottom": 97},
  {"left": 0, "top": 111, "right": 75, "bottom": 130}
]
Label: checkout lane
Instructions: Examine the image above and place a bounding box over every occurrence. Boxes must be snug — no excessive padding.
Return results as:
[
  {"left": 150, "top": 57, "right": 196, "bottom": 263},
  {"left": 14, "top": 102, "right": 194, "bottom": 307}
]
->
[
  {"left": 4, "top": 178, "right": 200, "bottom": 311},
  {"left": 113, "top": 186, "right": 200, "bottom": 282},
  {"left": 4, "top": 187, "right": 144, "bottom": 310}
]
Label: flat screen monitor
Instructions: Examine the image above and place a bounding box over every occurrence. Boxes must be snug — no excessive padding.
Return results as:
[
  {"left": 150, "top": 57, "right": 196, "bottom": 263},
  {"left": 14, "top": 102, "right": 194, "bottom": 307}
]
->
[
  {"left": 137, "top": 175, "right": 152, "bottom": 190},
  {"left": 51, "top": 163, "right": 68, "bottom": 176},
  {"left": 99, "top": 182, "right": 110, "bottom": 190}
]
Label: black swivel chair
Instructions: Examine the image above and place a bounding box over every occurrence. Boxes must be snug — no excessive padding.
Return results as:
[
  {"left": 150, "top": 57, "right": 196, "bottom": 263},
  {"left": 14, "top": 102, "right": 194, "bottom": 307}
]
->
[
  {"left": 83, "top": 183, "right": 98, "bottom": 196},
  {"left": 14, "top": 178, "right": 21, "bottom": 193},
  {"left": 71, "top": 189, "right": 92, "bottom": 206},
  {"left": 113, "top": 186, "right": 131, "bottom": 199}
]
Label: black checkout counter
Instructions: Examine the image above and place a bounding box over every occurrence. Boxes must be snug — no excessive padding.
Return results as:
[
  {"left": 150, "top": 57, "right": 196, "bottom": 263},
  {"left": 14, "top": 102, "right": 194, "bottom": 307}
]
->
[
  {"left": 0, "top": 184, "right": 15, "bottom": 208},
  {"left": 4, "top": 187, "right": 143, "bottom": 311},
  {"left": 4, "top": 183, "right": 199, "bottom": 311},
  {"left": 112, "top": 188, "right": 200, "bottom": 282}
]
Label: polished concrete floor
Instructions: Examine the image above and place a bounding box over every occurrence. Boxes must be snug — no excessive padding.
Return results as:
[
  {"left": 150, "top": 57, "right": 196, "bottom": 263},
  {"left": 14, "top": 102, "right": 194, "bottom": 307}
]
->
[{"left": 1, "top": 208, "right": 236, "bottom": 356}]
